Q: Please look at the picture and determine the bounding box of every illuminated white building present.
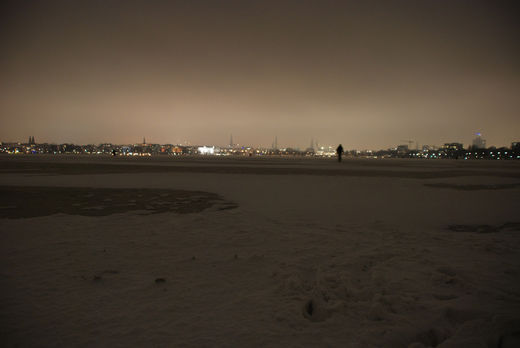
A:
[198,146,215,155]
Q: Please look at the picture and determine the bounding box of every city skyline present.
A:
[0,131,508,151]
[1,1,519,149]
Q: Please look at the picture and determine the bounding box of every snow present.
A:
[1,157,519,347]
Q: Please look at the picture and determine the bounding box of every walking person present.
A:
[336,144,344,162]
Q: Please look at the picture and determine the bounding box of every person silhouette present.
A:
[336,144,344,162]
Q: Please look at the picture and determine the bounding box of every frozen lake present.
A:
[1,155,519,347]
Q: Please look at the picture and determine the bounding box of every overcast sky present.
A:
[1,0,518,149]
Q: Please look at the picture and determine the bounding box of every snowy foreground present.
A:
[1,156,519,347]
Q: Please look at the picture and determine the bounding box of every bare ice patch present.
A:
[0,186,237,219]
[448,222,520,233]
[425,182,520,191]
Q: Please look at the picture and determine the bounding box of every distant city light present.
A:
[198,146,215,155]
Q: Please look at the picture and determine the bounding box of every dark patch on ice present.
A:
[87,270,120,282]
[302,297,329,322]
[425,182,520,191]
[502,222,520,231]
[499,331,520,348]
[414,327,451,347]
[218,202,239,211]
[433,294,458,301]
[436,266,457,277]
[447,222,520,233]
[155,278,166,283]
[304,299,314,317]
[0,186,237,219]
[449,224,499,233]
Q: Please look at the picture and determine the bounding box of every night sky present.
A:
[1,0,518,149]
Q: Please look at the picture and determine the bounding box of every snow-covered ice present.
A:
[1,156,519,347]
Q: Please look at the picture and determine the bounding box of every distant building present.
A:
[512,142,520,151]
[442,143,464,151]
[472,133,486,149]
[422,145,436,151]
[397,144,409,154]
[305,138,315,154]
[171,146,183,155]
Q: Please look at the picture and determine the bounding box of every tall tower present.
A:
[310,138,314,150]
[143,137,146,145]
[274,136,278,150]
[472,132,486,149]
[230,134,233,148]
